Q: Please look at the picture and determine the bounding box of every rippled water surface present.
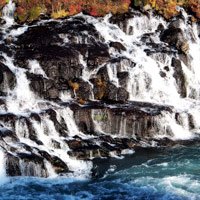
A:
[1,145,200,200]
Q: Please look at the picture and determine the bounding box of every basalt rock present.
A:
[0,62,16,92]
[6,153,21,176]
[87,44,110,70]
[109,11,138,34]
[171,57,187,98]
[160,25,189,54]
[109,41,127,52]
[67,136,125,160]
[68,78,92,101]
[70,101,173,138]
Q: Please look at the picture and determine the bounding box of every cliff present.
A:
[1,0,200,177]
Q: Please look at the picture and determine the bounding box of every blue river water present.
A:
[0,145,200,200]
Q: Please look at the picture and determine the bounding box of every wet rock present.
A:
[68,78,92,101]
[67,138,102,160]
[87,44,110,69]
[51,139,61,149]
[17,152,48,177]
[51,156,69,174]
[110,42,126,52]
[67,134,138,160]
[141,33,154,43]
[109,11,137,34]
[171,57,187,98]
[38,150,69,174]
[156,23,165,32]
[97,66,110,81]
[164,66,170,72]
[5,36,13,45]
[30,113,41,122]
[104,82,118,101]
[6,154,21,176]
[71,101,172,139]
[160,26,189,54]
[160,71,166,78]
[67,139,83,150]
[103,82,129,102]
[0,18,6,26]
[117,72,129,88]
[47,88,60,100]
[16,117,36,142]
[117,87,129,102]
[16,25,63,49]
[0,127,18,143]
[0,62,16,91]
[74,109,95,134]
[0,113,17,127]
[45,109,68,137]
[26,73,46,98]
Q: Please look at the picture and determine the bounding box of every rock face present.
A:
[0,61,16,93]
[14,17,129,102]
[0,3,200,178]
[160,21,189,54]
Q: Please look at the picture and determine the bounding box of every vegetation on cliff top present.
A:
[134,0,200,19]
[15,0,131,22]
[1,0,200,22]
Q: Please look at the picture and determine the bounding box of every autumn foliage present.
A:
[0,0,6,11]
[133,0,200,19]
[1,0,200,22]
[14,0,131,22]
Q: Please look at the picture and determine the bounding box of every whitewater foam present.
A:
[0,150,8,185]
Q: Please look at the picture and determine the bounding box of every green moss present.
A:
[28,5,45,21]
[93,113,108,121]
[17,14,27,22]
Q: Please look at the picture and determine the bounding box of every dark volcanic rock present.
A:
[68,78,92,101]
[87,44,110,70]
[38,150,69,174]
[0,62,16,91]
[110,41,126,52]
[171,57,187,98]
[117,72,129,88]
[6,154,21,176]
[70,101,173,139]
[160,24,189,54]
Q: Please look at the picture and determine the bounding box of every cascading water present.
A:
[0,150,7,185]
[2,0,15,27]
[0,0,200,181]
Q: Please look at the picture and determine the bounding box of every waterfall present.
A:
[2,0,15,27]
[1,2,200,178]
[0,150,8,185]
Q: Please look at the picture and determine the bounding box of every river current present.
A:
[1,1,200,199]
[0,145,200,200]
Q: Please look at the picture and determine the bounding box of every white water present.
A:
[3,55,39,114]
[28,60,48,78]
[1,2,200,178]
[0,150,8,185]
[2,0,15,27]
[81,11,200,140]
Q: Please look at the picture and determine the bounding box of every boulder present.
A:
[160,26,189,54]
[109,42,127,52]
